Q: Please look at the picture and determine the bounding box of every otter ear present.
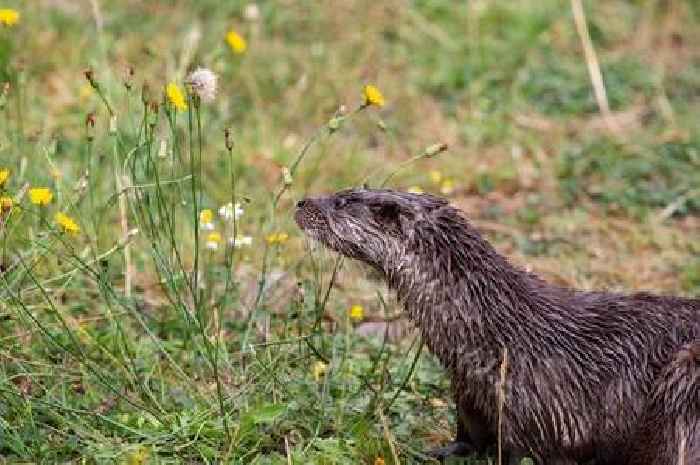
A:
[371,203,413,235]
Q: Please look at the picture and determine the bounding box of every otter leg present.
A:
[500,448,539,465]
[425,412,477,461]
[458,409,535,465]
[425,384,534,464]
[426,410,536,464]
[460,408,492,451]
[426,404,495,461]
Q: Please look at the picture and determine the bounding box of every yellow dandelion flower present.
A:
[429,170,442,184]
[199,209,214,230]
[348,304,364,322]
[205,231,222,250]
[225,30,247,54]
[0,9,19,27]
[374,458,386,465]
[265,233,289,245]
[0,168,9,186]
[200,209,213,223]
[312,361,327,382]
[363,84,385,107]
[0,195,13,213]
[125,446,150,465]
[440,179,455,195]
[266,232,289,245]
[407,186,424,194]
[166,82,187,111]
[55,212,80,235]
[76,321,91,344]
[29,187,53,206]
[79,83,93,102]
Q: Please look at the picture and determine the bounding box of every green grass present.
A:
[0,1,699,464]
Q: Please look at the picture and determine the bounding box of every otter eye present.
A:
[333,197,348,209]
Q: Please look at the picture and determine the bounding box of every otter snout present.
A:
[294,197,329,233]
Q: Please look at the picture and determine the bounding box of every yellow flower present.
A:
[200,209,213,223]
[348,304,364,322]
[125,446,150,465]
[374,459,386,465]
[76,321,91,344]
[166,82,187,111]
[0,9,19,27]
[29,187,53,206]
[205,231,222,250]
[440,179,455,195]
[429,170,442,184]
[199,209,214,230]
[0,168,9,186]
[266,232,289,245]
[363,84,385,107]
[55,212,80,235]
[225,30,247,54]
[79,83,93,102]
[407,186,424,194]
[0,195,12,213]
[312,361,327,382]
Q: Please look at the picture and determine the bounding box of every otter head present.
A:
[294,188,448,273]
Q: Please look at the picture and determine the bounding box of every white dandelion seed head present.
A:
[229,235,252,248]
[218,202,244,221]
[186,67,218,103]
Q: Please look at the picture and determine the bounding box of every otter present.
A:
[294,188,699,465]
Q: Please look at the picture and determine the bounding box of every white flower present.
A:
[244,3,260,21]
[158,139,168,159]
[218,202,244,221]
[186,67,218,103]
[228,235,252,248]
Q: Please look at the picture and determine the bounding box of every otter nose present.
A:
[296,199,307,209]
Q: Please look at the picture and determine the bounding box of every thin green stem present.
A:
[188,94,200,314]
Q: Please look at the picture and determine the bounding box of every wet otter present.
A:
[295,188,699,465]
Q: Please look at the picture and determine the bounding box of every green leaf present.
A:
[246,403,286,424]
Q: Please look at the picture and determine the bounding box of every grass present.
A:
[0,0,698,464]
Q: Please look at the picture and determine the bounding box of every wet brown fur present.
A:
[295,188,699,465]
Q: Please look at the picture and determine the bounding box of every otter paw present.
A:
[425,441,474,462]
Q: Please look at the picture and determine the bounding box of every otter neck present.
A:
[384,218,559,358]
